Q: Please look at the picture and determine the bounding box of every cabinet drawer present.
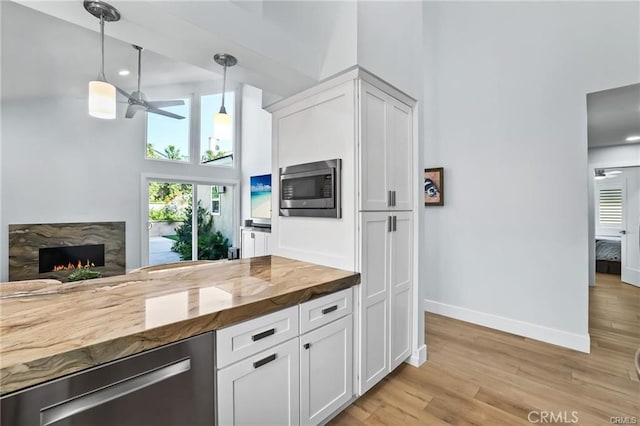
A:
[217,305,299,368]
[299,288,353,334]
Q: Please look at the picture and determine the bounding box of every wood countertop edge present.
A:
[0,274,360,396]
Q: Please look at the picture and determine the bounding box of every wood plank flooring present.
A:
[331,273,640,425]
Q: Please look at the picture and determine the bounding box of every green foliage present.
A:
[146,143,186,161]
[172,201,229,261]
[67,269,102,282]
[201,150,228,163]
[149,182,192,203]
[147,143,159,159]
[149,205,185,222]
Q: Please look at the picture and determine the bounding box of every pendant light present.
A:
[84,0,121,119]
[213,53,237,140]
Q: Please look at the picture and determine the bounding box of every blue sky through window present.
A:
[146,100,191,161]
[201,92,234,164]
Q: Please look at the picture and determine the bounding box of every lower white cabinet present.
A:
[300,315,353,425]
[216,288,355,426]
[241,229,272,259]
[217,338,300,426]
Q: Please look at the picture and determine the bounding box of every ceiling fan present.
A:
[116,45,185,120]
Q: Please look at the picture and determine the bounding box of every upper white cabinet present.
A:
[359,81,413,211]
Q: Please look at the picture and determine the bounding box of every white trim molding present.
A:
[407,344,427,367]
[424,299,591,353]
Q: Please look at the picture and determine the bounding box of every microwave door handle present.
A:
[281,168,333,180]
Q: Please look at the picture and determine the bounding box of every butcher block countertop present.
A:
[0,256,360,395]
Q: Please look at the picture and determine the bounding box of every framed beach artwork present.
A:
[424,167,444,206]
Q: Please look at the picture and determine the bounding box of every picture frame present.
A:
[424,167,444,206]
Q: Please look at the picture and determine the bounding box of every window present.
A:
[211,186,221,215]
[598,188,622,224]
[200,92,235,167]
[146,99,191,162]
[596,179,623,237]
[147,180,234,266]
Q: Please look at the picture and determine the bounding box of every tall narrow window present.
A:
[201,92,235,167]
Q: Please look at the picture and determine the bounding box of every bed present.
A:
[596,238,621,274]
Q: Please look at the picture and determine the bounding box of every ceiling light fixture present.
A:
[118,69,130,76]
[213,53,237,140]
[84,0,120,119]
[625,135,640,142]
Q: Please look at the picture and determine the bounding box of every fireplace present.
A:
[8,222,125,282]
[39,244,106,273]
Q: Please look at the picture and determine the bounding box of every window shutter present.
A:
[599,188,622,224]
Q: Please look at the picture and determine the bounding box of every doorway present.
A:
[593,166,640,287]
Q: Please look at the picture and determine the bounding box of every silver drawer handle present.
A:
[40,358,191,426]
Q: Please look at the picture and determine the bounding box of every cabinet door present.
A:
[388,99,413,211]
[359,81,390,211]
[241,230,255,259]
[264,232,272,255]
[217,338,300,426]
[358,212,390,394]
[300,315,353,425]
[254,232,267,257]
[389,212,413,370]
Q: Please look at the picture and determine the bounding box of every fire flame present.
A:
[52,259,96,272]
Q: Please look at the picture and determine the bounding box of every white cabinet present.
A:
[359,81,413,212]
[359,211,412,394]
[217,289,355,426]
[217,338,300,426]
[241,229,271,259]
[300,315,353,425]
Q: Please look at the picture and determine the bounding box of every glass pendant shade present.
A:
[214,110,232,140]
[88,80,117,119]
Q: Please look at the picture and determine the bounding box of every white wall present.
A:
[0,89,242,281]
[422,1,639,351]
[587,144,640,284]
[240,85,272,224]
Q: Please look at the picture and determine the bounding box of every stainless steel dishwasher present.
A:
[1,332,215,426]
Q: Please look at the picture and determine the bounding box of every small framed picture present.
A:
[424,167,444,206]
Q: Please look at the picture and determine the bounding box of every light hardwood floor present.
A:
[331,273,640,425]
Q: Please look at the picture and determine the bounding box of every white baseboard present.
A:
[407,344,427,367]
[424,299,590,353]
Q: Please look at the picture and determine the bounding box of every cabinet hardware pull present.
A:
[40,358,191,426]
[388,190,392,207]
[392,215,397,232]
[322,305,338,315]
[303,343,311,350]
[388,216,393,232]
[392,191,396,207]
[253,353,277,369]
[251,328,276,341]
[251,232,255,238]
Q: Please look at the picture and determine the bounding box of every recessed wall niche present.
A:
[8,222,125,282]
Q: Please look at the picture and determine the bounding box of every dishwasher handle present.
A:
[40,358,191,426]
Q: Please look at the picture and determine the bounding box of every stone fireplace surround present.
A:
[8,222,125,282]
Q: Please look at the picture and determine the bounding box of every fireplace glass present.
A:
[39,244,106,273]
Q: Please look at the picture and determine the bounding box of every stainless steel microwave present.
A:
[279,159,341,218]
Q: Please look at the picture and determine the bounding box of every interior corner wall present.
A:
[356,1,424,99]
[240,85,272,224]
[422,1,639,351]
[587,144,640,285]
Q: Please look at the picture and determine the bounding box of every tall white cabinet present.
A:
[268,67,418,404]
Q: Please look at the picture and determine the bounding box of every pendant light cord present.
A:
[220,63,227,113]
[99,13,106,81]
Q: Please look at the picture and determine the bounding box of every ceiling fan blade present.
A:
[114,85,132,100]
[146,100,185,108]
[147,107,185,120]
[125,104,138,119]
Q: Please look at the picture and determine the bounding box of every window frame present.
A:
[144,94,194,164]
